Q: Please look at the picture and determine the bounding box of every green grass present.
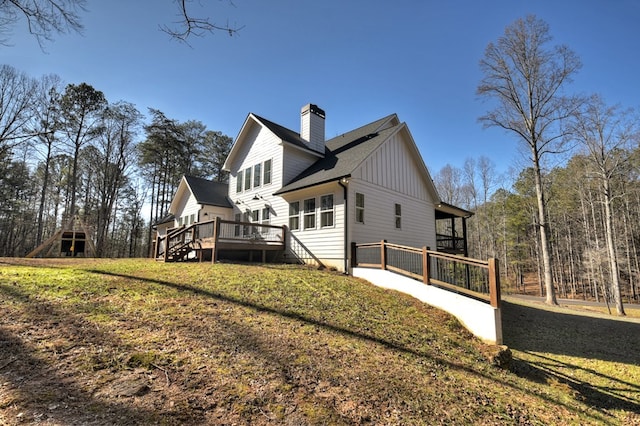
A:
[0,258,639,425]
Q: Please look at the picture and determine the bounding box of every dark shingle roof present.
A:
[275,114,398,194]
[252,114,324,155]
[184,176,233,208]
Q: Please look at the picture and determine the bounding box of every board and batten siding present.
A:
[349,132,437,250]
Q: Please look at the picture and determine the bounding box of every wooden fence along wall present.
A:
[352,241,501,308]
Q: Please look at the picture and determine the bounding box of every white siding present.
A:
[278,182,346,271]
[349,132,437,250]
[174,191,200,225]
[349,180,436,250]
[353,132,430,201]
[282,147,319,186]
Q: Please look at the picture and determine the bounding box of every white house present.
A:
[157,104,471,270]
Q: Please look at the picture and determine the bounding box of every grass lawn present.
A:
[1,258,638,425]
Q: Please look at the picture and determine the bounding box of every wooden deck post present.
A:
[422,246,430,285]
[489,258,501,308]
[380,240,387,270]
[211,218,219,264]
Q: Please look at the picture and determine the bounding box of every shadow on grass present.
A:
[85,268,621,423]
[0,283,171,425]
[502,300,640,415]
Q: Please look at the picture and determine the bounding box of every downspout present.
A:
[338,177,349,274]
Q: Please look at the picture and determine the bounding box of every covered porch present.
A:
[435,202,473,256]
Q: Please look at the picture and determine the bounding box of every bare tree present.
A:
[477,15,582,305]
[0,64,38,154]
[569,95,639,315]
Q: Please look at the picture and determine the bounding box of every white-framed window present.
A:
[355,192,365,224]
[244,167,252,191]
[395,203,401,229]
[236,170,243,193]
[253,163,262,188]
[250,209,259,234]
[320,194,334,228]
[263,159,272,185]
[303,198,316,229]
[289,202,300,230]
[234,213,241,236]
[242,212,250,236]
[261,207,270,225]
[190,214,195,225]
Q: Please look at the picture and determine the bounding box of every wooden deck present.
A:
[155,219,286,262]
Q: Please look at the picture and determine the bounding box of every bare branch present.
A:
[160,0,244,43]
[1,0,86,50]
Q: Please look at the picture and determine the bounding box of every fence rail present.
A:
[352,241,500,308]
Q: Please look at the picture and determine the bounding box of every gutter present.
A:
[338,177,349,274]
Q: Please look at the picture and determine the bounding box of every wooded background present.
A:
[2,13,639,315]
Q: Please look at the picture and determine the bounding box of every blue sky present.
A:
[5,0,639,183]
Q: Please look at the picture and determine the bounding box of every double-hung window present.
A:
[244,167,252,191]
[234,213,241,236]
[355,193,365,224]
[263,159,272,185]
[395,203,402,229]
[289,202,300,231]
[236,170,243,193]
[320,194,334,227]
[253,163,262,188]
[303,198,316,229]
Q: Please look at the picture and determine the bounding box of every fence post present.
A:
[380,240,387,270]
[422,246,430,285]
[489,258,501,308]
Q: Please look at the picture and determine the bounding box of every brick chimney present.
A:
[300,104,325,153]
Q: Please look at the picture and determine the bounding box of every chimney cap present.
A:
[302,104,325,119]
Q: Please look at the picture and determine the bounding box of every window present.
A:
[289,202,300,230]
[355,193,365,223]
[261,207,270,225]
[242,212,250,236]
[263,159,272,185]
[236,170,243,193]
[234,213,241,236]
[254,163,262,188]
[395,203,402,229]
[304,198,316,229]
[190,214,195,225]
[320,194,334,227]
[244,167,252,191]
[250,209,259,234]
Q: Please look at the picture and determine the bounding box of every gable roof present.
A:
[275,114,434,195]
[223,112,323,171]
[169,175,233,213]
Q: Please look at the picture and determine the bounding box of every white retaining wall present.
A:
[352,267,503,344]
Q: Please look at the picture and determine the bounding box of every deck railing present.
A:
[352,241,500,308]
[155,218,285,261]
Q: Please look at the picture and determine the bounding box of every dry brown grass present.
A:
[0,258,638,425]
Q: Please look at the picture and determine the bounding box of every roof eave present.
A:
[274,174,351,196]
